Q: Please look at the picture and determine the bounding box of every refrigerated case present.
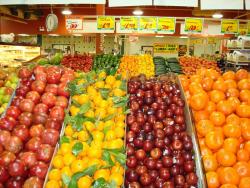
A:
[0,43,41,67]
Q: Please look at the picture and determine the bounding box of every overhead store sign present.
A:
[120,17,139,31]
[154,43,178,54]
[97,16,115,31]
[0,0,105,4]
[239,24,248,35]
[184,18,203,33]
[154,0,198,7]
[246,0,250,9]
[65,15,84,31]
[139,17,157,31]
[157,17,176,33]
[221,19,239,34]
[109,0,152,7]
[200,0,243,10]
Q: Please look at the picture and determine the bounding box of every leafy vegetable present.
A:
[60,136,70,145]
[72,142,83,156]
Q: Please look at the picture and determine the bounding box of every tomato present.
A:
[8,160,26,177]
[26,91,40,104]
[42,129,59,146]
[31,80,46,94]
[18,68,32,79]
[19,99,35,113]
[41,92,56,108]
[4,136,23,154]
[45,84,58,95]
[29,161,48,179]
[12,125,29,142]
[19,152,37,168]
[0,151,16,166]
[23,177,42,188]
[25,137,42,152]
[32,113,48,125]
[55,96,68,108]
[36,144,53,162]
[29,124,45,138]
[0,166,9,183]
[18,112,33,127]
[57,82,69,98]
[49,106,65,121]
[6,106,21,120]
[33,103,49,114]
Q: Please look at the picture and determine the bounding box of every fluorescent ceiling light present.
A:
[73,34,83,36]
[212,13,223,19]
[48,34,60,36]
[133,9,143,16]
[18,34,30,36]
[156,35,164,38]
[62,9,72,15]
[180,36,188,39]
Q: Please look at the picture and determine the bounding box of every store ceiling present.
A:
[1,4,250,21]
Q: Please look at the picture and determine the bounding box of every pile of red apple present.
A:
[0,65,74,188]
[125,76,198,188]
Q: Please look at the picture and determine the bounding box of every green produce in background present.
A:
[93,54,122,75]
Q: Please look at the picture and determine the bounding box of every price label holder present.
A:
[97,16,115,30]
[157,17,176,34]
[184,18,203,33]
[120,16,139,31]
[221,19,239,34]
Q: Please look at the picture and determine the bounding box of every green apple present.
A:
[10,83,17,89]
[4,81,11,87]
[2,95,10,103]
[0,107,4,114]
[2,103,8,108]
[10,76,19,84]
[0,88,4,95]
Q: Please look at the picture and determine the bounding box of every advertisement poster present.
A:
[154,43,178,53]
[65,15,84,31]
[139,17,157,31]
[97,16,115,30]
[157,17,176,33]
[221,19,239,34]
[120,16,139,30]
[184,18,203,33]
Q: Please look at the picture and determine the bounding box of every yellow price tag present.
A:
[221,19,239,34]
[157,17,176,33]
[154,43,178,54]
[97,16,115,30]
[139,17,157,31]
[120,16,138,30]
[239,24,247,35]
[184,18,203,33]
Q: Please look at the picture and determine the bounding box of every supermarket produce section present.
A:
[0,54,250,188]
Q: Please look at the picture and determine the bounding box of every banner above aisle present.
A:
[200,0,244,10]
[0,0,105,5]
[108,0,152,7]
[154,0,198,7]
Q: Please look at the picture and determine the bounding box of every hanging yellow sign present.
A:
[239,24,248,35]
[184,18,203,33]
[139,17,157,31]
[120,16,138,30]
[221,19,239,34]
[157,17,176,33]
[247,21,250,35]
[154,43,178,54]
[97,16,115,30]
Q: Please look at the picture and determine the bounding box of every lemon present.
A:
[104,120,114,128]
[78,94,89,105]
[52,155,64,169]
[106,75,116,86]
[84,121,95,132]
[98,71,107,79]
[116,121,125,128]
[113,80,122,88]
[100,100,108,108]
[70,106,80,116]
[48,169,61,181]
[95,108,106,119]
[61,166,72,177]
[77,131,89,142]
[63,153,76,166]
[46,180,60,188]
[113,88,124,97]
[88,147,102,158]
[114,127,125,138]
[105,130,116,141]
[72,95,79,102]
[96,121,104,131]
[94,169,110,181]
[85,110,95,118]
[104,84,112,89]
[107,107,116,115]
[71,160,86,173]
[95,81,105,88]
[60,143,71,155]
[78,176,92,188]
[90,140,103,149]
[78,143,90,157]
[111,165,124,175]
[92,130,104,141]
[109,173,123,186]
[65,125,74,137]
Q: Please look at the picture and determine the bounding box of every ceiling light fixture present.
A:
[48,34,60,36]
[180,36,188,39]
[212,13,223,19]
[18,34,30,36]
[156,35,164,38]
[62,8,72,15]
[133,9,143,16]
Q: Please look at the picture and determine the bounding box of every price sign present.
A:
[221,19,239,34]
[154,43,178,54]
[97,16,115,30]
[239,24,248,35]
[139,17,157,31]
[184,18,203,33]
[120,16,139,30]
[157,17,176,33]
[65,15,84,31]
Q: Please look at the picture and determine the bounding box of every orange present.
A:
[223,123,241,138]
[196,120,214,137]
[223,138,240,154]
[190,75,202,83]
[220,184,237,188]
[213,80,227,92]
[205,101,217,114]
[239,90,250,102]
[237,149,250,162]
[238,79,250,90]
[217,149,236,167]
[201,146,213,156]
[77,176,92,188]
[94,169,110,181]
[224,79,237,89]
[210,111,226,127]
[189,82,203,95]
[223,71,236,80]
[226,88,240,98]
[193,110,210,122]
[218,167,240,185]
[239,177,250,188]
[202,77,214,91]
[244,141,250,153]
[205,131,224,150]
[190,92,208,111]
[206,69,220,80]
[233,161,250,177]
[240,118,250,141]
[236,69,249,81]
[217,100,234,116]
[210,90,226,104]
[226,114,240,126]
[236,104,250,118]
[199,138,206,147]
[203,155,218,172]
[206,171,220,188]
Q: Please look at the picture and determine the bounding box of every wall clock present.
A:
[46,14,58,32]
